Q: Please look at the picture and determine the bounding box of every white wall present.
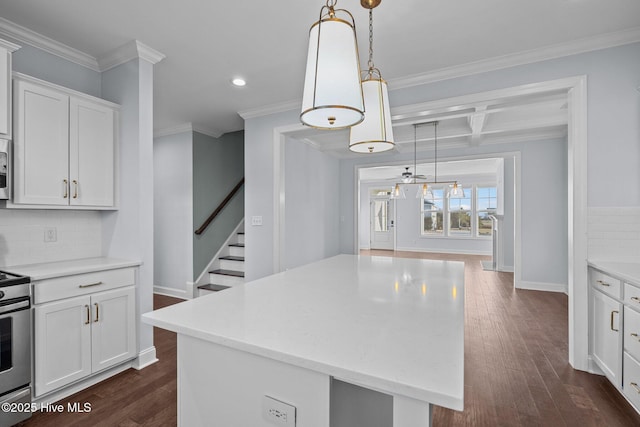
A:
[153,131,193,295]
[284,138,340,270]
[588,207,640,262]
[0,210,101,267]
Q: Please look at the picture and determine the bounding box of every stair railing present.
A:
[194,177,244,235]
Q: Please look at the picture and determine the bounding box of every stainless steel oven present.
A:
[0,272,31,426]
[0,139,9,200]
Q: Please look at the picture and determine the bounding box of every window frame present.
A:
[420,183,497,239]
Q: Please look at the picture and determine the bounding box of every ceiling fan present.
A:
[399,166,427,183]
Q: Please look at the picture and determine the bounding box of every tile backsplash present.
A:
[588,207,640,262]
[0,210,102,267]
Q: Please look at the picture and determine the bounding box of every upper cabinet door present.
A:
[69,98,115,207]
[14,79,70,205]
[0,44,10,138]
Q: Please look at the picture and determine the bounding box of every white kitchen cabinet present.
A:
[33,267,136,397]
[591,288,622,386]
[589,263,640,415]
[91,287,136,372]
[11,73,118,209]
[34,294,92,396]
[0,39,19,139]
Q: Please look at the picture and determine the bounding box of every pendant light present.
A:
[390,121,463,200]
[349,0,394,153]
[301,0,364,130]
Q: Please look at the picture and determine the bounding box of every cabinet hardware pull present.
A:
[631,333,640,342]
[94,303,99,323]
[63,179,68,198]
[611,310,619,332]
[79,281,103,289]
[72,180,78,199]
[631,382,640,394]
[84,305,90,325]
[632,297,640,303]
[596,280,610,287]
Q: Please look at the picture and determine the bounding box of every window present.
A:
[448,186,472,236]
[421,184,497,238]
[477,187,497,237]
[422,188,444,235]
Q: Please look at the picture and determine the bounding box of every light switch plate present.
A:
[262,395,296,426]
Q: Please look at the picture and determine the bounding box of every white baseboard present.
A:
[587,356,605,376]
[153,285,189,299]
[132,346,158,370]
[498,264,514,273]
[33,361,133,406]
[395,246,492,256]
[186,281,196,299]
[516,280,568,294]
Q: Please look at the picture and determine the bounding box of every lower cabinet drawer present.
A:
[623,352,640,411]
[624,307,640,361]
[33,268,135,304]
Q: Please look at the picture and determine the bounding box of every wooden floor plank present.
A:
[19,254,640,426]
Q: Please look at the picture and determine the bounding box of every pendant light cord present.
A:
[434,121,438,182]
[368,9,374,73]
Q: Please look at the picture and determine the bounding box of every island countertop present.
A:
[143,254,465,411]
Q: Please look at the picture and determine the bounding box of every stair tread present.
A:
[219,256,245,262]
[237,232,245,235]
[197,284,230,292]
[229,243,245,247]
[209,269,245,278]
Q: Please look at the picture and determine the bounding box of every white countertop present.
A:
[588,260,640,285]
[143,254,465,411]
[3,257,141,280]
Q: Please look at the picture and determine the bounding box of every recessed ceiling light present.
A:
[232,78,246,87]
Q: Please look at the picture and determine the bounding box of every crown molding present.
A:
[97,40,165,72]
[0,16,100,71]
[238,100,300,120]
[192,124,223,139]
[0,38,20,52]
[154,123,223,139]
[388,26,640,90]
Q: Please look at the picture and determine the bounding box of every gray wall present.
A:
[153,131,193,292]
[193,130,244,279]
[10,37,101,97]
[244,42,639,283]
[284,137,340,270]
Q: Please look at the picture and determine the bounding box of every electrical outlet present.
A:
[262,395,296,426]
[251,216,263,226]
[44,227,57,243]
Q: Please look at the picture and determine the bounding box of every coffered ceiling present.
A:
[0,0,638,138]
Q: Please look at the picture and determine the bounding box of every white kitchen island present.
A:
[143,254,464,427]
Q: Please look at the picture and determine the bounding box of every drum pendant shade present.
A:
[349,77,394,153]
[300,16,364,130]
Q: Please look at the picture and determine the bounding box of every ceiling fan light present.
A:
[300,3,364,130]
[349,77,394,153]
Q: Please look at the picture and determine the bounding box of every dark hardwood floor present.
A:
[20,252,640,426]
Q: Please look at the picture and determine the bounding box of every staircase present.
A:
[197,231,245,296]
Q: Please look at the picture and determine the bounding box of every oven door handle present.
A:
[0,300,30,315]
